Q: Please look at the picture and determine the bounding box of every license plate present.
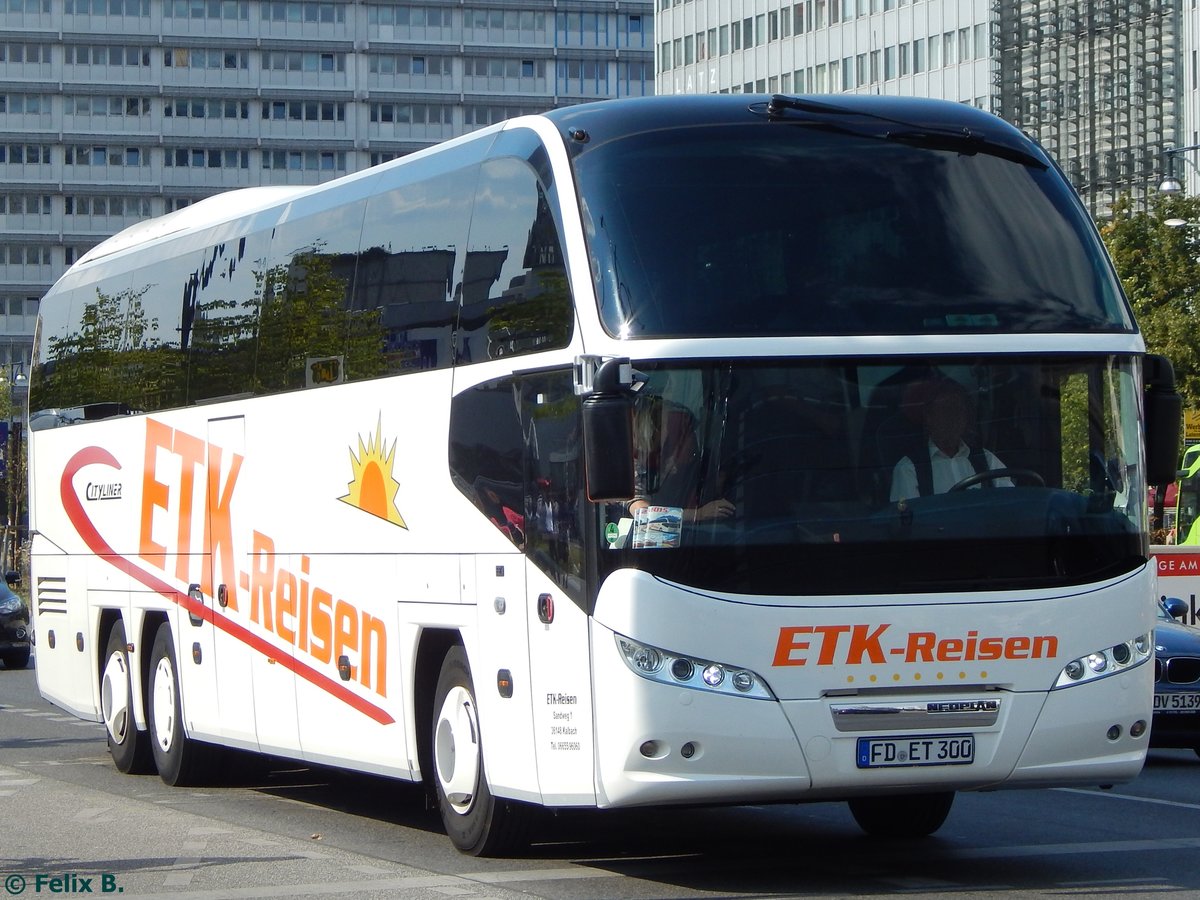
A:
[1154,692,1200,712]
[856,734,975,768]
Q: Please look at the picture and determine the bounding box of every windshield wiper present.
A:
[884,129,1047,170]
[760,95,1047,170]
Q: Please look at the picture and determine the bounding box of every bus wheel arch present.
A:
[427,641,532,856]
[98,614,152,774]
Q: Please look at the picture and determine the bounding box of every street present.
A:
[3,659,1200,899]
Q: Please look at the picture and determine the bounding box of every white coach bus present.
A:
[27,95,1181,855]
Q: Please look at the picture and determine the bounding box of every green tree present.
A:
[1099,193,1200,405]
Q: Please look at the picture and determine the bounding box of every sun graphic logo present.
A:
[339,418,407,528]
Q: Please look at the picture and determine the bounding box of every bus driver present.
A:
[890,378,1013,501]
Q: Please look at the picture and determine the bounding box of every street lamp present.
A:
[1159,143,1200,195]
[0,365,28,575]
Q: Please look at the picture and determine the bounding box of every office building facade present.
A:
[654,0,1181,216]
[0,0,655,375]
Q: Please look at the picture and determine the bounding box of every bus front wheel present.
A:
[431,645,531,856]
[100,621,152,774]
[147,623,214,786]
[848,791,955,837]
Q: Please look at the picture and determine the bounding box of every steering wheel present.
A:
[948,467,1045,492]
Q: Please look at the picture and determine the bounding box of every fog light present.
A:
[670,657,695,681]
[1106,724,1122,741]
[639,740,663,758]
[1087,652,1109,673]
[1130,719,1147,738]
[618,638,663,674]
[680,741,696,759]
[702,664,724,687]
[732,671,754,692]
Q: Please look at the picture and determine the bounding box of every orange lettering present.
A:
[139,419,173,566]
[812,625,850,665]
[310,588,333,663]
[275,567,297,645]
[249,531,275,631]
[202,443,243,610]
[1005,636,1031,658]
[333,599,358,674]
[172,429,204,584]
[360,613,386,696]
[772,626,812,666]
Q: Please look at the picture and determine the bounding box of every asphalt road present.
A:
[4,658,1200,899]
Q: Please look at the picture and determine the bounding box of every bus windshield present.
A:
[598,357,1145,596]
[575,123,1132,338]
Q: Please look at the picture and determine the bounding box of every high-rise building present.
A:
[0,0,655,373]
[654,0,1180,216]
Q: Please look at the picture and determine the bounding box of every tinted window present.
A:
[356,165,474,375]
[31,261,187,417]
[597,357,1144,595]
[185,227,272,403]
[449,375,526,548]
[458,156,572,363]
[449,370,587,603]
[576,124,1132,338]
[256,197,378,393]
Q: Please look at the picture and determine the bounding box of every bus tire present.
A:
[847,791,955,838]
[2,647,30,669]
[431,645,531,856]
[100,622,152,774]
[147,623,213,787]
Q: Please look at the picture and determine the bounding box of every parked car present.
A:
[0,580,29,670]
[1152,596,1200,756]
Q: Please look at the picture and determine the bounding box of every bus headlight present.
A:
[615,634,774,700]
[1053,633,1151,689]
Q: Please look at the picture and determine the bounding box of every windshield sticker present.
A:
[631,505,683,549]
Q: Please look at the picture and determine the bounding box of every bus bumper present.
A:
[592,626,1150,807]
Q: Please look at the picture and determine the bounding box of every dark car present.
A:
[1152,596,1200,756]
[0,581,29,670]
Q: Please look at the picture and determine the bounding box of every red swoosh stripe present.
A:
[61,445,395,726]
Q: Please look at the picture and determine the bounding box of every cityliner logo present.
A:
[59,418,401,725]
[85,482,122,501]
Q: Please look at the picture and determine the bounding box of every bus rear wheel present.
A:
[431,645,531,856]
[100,622,152,774]
[147,623,214,786]
[848,791,955,837]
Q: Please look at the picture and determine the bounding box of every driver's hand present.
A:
[695,499,736,521]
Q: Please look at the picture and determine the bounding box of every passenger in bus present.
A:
[889,378,1013,501]
[627,404,736,525]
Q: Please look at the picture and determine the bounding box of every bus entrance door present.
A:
[204,416,258,748]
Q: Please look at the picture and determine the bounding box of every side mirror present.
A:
[581,358,636,502]
[1164,595,1189,620]
[1145,354,1183,487]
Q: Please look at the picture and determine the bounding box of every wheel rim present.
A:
[100,651,131,743]
[434,685,480,815]
[151,656,177,753]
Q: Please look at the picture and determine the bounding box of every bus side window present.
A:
[459,156,572,364]
[354,167,474,376]
[520,371,584,604]
[448,376,526,548]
